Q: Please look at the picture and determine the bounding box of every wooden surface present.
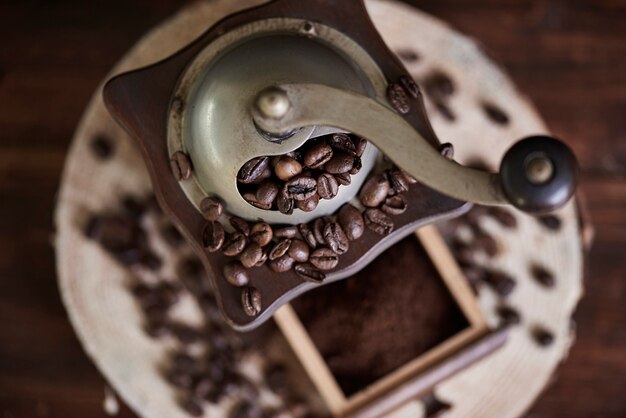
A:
[0,1,624,417]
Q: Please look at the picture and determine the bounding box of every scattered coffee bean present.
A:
[288,239,310,262]
[338,204,365,241]
[324,152,355,174]
[286,176,317,201]
[309,248,339,271]
[484,271,516,297]
[222,233,247,257]
[264,363,289,396]
[349,156,362,175]
[202,221,225,253]
[352,135,367,157]
[295,263,326,283]
[193,376,214,399]
[200,196,224,221]
[276,189,295,215]
[423,71,455,98]
[364,208,394,235]
[496,305,521,326]
[439,143,455,160]
[170,151,193,181]
[312,217,328,245]
[434,100,456,121]
[474,229,500,257]
[329,133,356,154]
[298,223,317,249]
[171,323,204,345]
[537,215,562,231]
[224,262,249,287]
[387,168,411,194]
[269,254,295,273]
[274,226,298,239]
[238,156,270,184]
[482,102,510,125]
[179,397,203,417]
[90,134,114,160]
[317,173,339,200]
[120,195,146,220]
[243,192,270,210]
[532,326,555,347]
[255,247,269,267]
[359,174,391,207]
[269,239,292,261]
[530,264,556,288]
[399,75,419,99]
[396,49,420,62]
[229,216,250,237]
[382,195,408,215]
[229,400,262,418]
[167,369,194,389]
[241,287,262,317]
[256,181,279,208]
[274,156,302,181]
[296,193,319,212]
[250,223,273,247]
[303,143,333,169]
[323,222,350,255]
[160,223,185,248]
[334,172,352,186]
[487,207,517,229]
[240,243,263,269]
[387,82,411,114]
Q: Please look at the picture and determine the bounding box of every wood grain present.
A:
[0,1,624,418]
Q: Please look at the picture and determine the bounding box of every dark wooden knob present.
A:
[499,136,578,213]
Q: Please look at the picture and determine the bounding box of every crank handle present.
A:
[251,84,578,214]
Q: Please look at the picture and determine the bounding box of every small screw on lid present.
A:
[255,87,291,120]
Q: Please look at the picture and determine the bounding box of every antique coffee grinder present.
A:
[103,0,577,337]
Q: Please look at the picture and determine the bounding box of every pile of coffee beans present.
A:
[83,192,328,417]
[236,133,367,213]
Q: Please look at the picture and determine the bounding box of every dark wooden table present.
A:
[0,1,624,417]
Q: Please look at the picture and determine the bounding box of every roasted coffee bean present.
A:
[487,207,517,229]
[286,176,317,201]
[275,226,298,239]
[167,368,194,389]
[532,326,555,347]
[177,256,206,293]
[387,168,411,194]
[230,400,262,418]
[309,248,339,271]
[537,215,562,231]
[288,239,310,262]
[474,231,500,257]
[90,134,114,160]
[482,102,510,125]
[298,223,317,249]
[222,233,247,257]
[497,305,521,326]
[240,243,263,269]
[144,317,168,339]
[85,215,142,254]
[295,263,326,283]
[170,151,192,181]
[269,239,292,261]
[399,75,420,99]
[227,217,248,237]
[351,136,367,157]
[484,271,516,296]
[179,397,203,417]
[241,287,262,317]
[439,142,455,160]
[141,251,162,271]
[202,221,225,252]
[323,222,350,255]
[274,156,302,181]
[238,156,270,184]
[250,223,273,247]
[364,208,394,235]
[312,217,328,245]
[329,133,356,154]
[256,181,280,208]
[359,174,391,208]
[224,262,249,287]
[400,168,418,184]
[160,223,184,248]
[324,152,355,174]
[296,193,319,212]
[121,195,146,220]
[338,204,365,241]
[303,143,333,169]
[317,173,339,200]
[530,264,556,288]
[243,192,271,210]
[335,172,352,186]
[171,352,197,372]
[276,189,295,215]
[269,254,294,273]
[264,363,289,396]
[255,247,269,267]
[200,196,224,221]
[171,323,203,345]
[382,195,408,215]
[349,156,362,175]
[193,377,214,399]
[387,82,410,114]
[424,71,455,98]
